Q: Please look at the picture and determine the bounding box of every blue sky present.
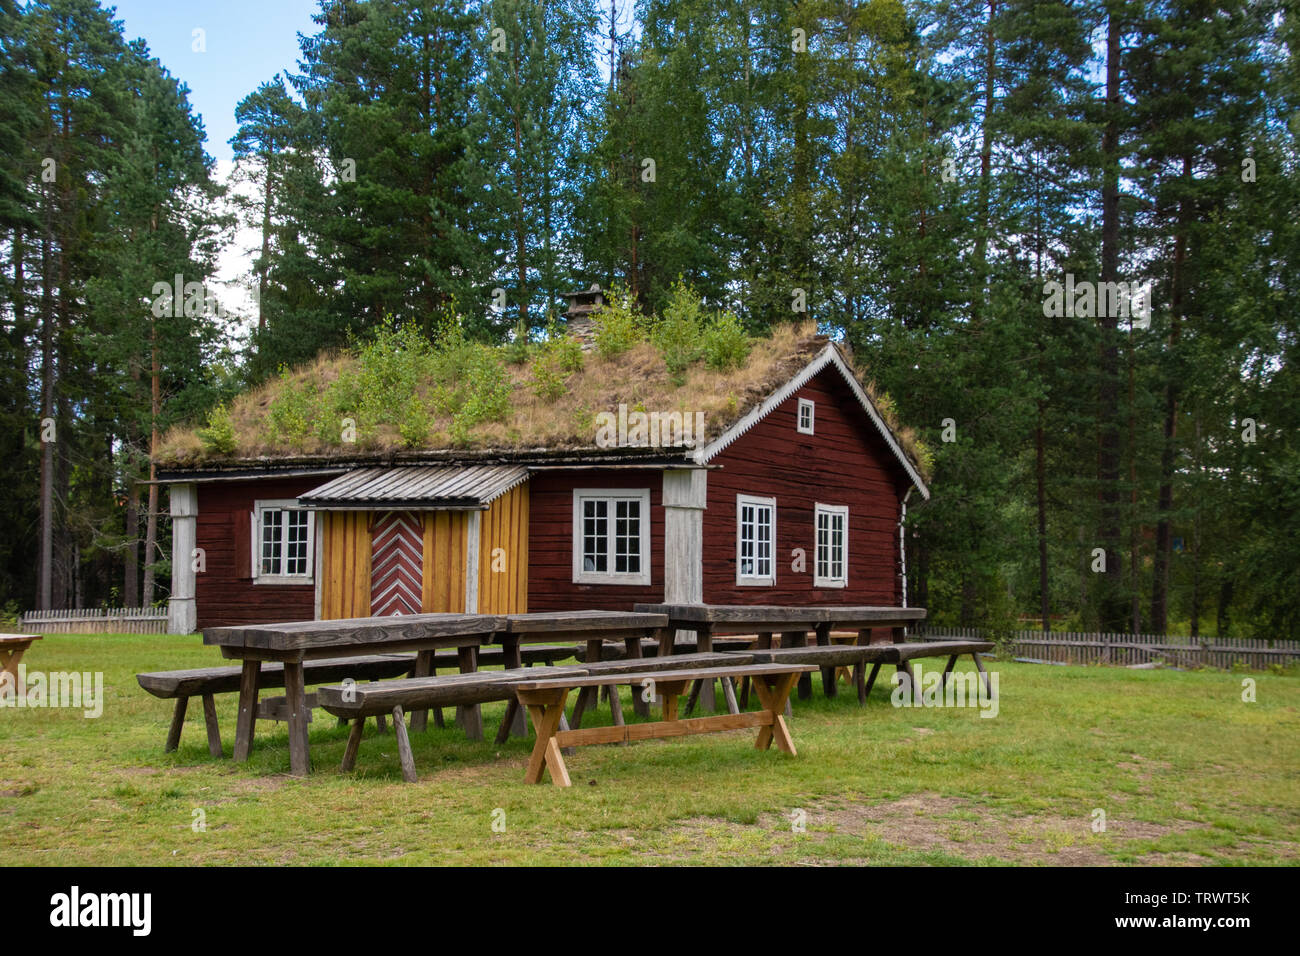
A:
[106,0,320,163]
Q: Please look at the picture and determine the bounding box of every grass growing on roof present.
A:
[158,286,930,473]
[2,633,1297,866]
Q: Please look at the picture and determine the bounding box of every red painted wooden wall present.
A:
[195,477,319,629]
[526,469,665,611]
[703,367,909,606]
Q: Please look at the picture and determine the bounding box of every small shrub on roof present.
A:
[196,402,238,456]
[702,308,750,371]
[263,321,513,451]
[593,283,646,358]
[530,321,584,401]
[651,280,706,383]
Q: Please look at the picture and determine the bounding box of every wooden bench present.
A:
[136,644,575,756]
[512,663,816,787]
[136,654,418,755]
[317,665,590,781]
[740,640,995,701]
[887,641,995,696]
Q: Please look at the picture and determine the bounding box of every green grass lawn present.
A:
[2,633,1297,866]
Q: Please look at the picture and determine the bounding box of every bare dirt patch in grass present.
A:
[641,792,1209,865]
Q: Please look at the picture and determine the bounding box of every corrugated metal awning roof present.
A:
[298,465,529,510]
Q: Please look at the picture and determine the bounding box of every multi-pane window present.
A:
[254,501,313,582]
[815,504,848,587]
[797,398,815,435]
[736,495,776,585]
[573,490,650,584]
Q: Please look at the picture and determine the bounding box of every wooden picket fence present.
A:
[18,607,169,635]
[916,624,1300,671]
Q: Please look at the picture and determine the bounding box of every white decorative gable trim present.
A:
[693,343,930,500]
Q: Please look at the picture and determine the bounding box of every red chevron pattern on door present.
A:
[370,511,424,616]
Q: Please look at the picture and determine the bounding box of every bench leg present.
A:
[752,673,799,755]
[457,646,483,741]
[409,649,434,733]
[557,712,575,756]
[201,693,223,757]
[284,660,310,777]
[341,717,366,772]
[854,661,866,704]
[780,631,813,700]
[625,637,649,718]
[739,676,751,709]
[662,691,679,722]
[608,683,625,730]
[973,653,992,696]
[864,662,882,699]
[373,680,387,734]
[940,654,958,691]
[233,661,260,762]
[523,692,571,786]
[165,696,188,753]
[504,639,526,737]
[683,677,704,717]
[393,705,417,783]
[495,697,520,745]
[570,684,591,729]
[816,624,837,698]
[721,676,740,715]
[697,624,715,711]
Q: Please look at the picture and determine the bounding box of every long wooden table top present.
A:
[203,613,506,652]
[500,610,669,634]
[633,604,926,629]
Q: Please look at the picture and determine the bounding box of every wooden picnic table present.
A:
[0,633,41,698]
[512,662,816,786]
[203,613,505,775]
[633,604,927,707]
[494,611,671,733]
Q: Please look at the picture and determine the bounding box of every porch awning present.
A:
[298,465,529,511]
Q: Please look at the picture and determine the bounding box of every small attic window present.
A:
[797,398,815,435]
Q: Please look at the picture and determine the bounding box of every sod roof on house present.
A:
[155,321,931,483]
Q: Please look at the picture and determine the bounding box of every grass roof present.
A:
[156,318,932,481]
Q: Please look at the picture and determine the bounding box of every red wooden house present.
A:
[156,339,929,632]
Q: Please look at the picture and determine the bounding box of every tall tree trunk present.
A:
[1097,4,1125,631]
[258,149,273,332]
[1128,310,1141,634]
[1190,414,1202,638]
[1150,155,1191,634]
[38,225,54,611]
[512,51,528,330]
[971,0,997,326]
[142,315,160,608]
[125,477,140,606]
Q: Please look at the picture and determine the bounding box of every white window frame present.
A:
[736,494,777,586]
[571,489,652,586]
[797,398,815,435]
[252,499,315,585]
[814,503,849,588]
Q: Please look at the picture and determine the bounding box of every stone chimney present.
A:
[560,283,604,350]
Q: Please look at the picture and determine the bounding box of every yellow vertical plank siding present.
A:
[319,480,528,619]
[320,511,371,620]
[422,511,468,612]
[477,483,529,614]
